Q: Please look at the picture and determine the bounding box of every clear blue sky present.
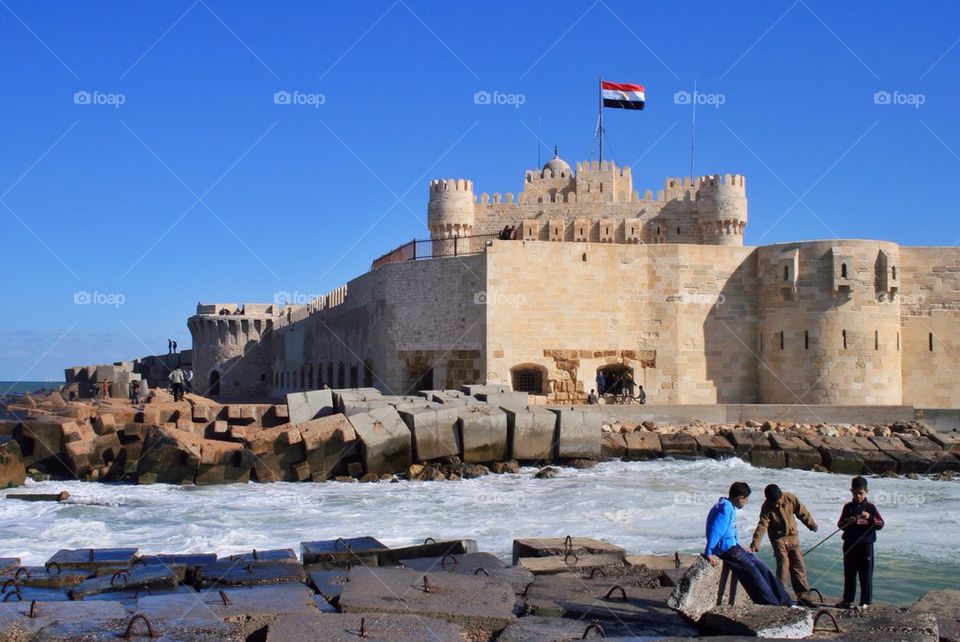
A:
[2,1,958,381]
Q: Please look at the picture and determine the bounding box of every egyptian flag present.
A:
[602,80,645,110]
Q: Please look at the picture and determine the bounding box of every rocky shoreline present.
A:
[0,535,954,640]
[0,386,959,487]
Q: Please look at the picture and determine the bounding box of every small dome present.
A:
[542,146,571,177]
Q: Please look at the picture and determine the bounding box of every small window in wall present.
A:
[841,263,848,278]
[780,331,784,350]
[349,365,358,388]
[804,330,809,350]
[897,332,900,351]
[337,363,345,388]
[842,330,847,349]
[929,333,934,352]
[760,332,764,352]
[892,266,897,280]
[676,226,681,235]
[784,266,789,282]
[875,330,879,351]
[327,364,334,386]
[512,368,544,394]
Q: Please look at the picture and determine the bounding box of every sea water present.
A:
[0,457,956,605]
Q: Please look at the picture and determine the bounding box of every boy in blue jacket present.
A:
[704,481,794,606]
[836,476,884,609]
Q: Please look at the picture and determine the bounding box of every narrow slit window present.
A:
[875,330,879,350]
[897,332,900,351]
[780,331,784,350]
[760,332,764,352]
[842,330,847,349]
[841,263,848,278]
[784,266,789,282]
[930,333,934,352]
[804,330,809,350]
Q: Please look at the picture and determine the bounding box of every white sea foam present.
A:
[1,458,956,603]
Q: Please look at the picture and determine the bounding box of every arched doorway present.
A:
[596,365,634,396]
[209,370,221,396]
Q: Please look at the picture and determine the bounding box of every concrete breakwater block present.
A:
[286,389,334,424]
[309,569,351,604]
[194,560,305,588]
[805,435,866,474]
[461,384,511,396]
[332,388,382,412]
[376,539,476,566]
[829,604,940,642]
[504,407,558,462]
[667,555,748,621]
[700,604,813,638]
[338,566,517,633]
[912,589,960,642]
[138,553,217,567]
[518,554,626,576]
[68,564,180,599]
[37,616,245,641]
[476,391,529,411]
[196,439,253,485]
[695,434,736,459]
[769,433,822,469]
[347,406,411,475]
[302,536,388,568]
[658,432,698,459]
[522,572,696,637]
[397,406,461,462]
[513,537,625,565]
[297,414,358,480]
[47,548,138,571]
[498,616,618,642]
[224,548,298,563]
[137,425,203,484]
[400,552,533,595]
[264,612,466,642]
[623,431,662,459]
[549,408,601,460]
[457,405,508,463]
[139,583,319,637]
[0,436,25,488]
[0,600,128,640]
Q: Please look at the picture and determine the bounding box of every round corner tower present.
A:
[696,174,747,246]
[428,178,475,256]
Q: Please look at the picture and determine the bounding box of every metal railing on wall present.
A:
[371,233,501,269]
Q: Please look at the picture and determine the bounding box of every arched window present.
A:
[512,364,547,394]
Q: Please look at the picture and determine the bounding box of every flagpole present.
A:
[598,75,603,163]
[689,79,697,181]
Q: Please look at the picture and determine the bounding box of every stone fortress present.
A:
[188,151,960,409]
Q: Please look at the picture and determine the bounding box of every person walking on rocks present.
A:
[168,367,185,402]
[703,482,794,607]
[749,484,818,605]
[130,380,141,405]
[836,476,884,609]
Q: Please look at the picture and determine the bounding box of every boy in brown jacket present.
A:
[749,484,818,604]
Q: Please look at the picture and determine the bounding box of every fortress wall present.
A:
[483,241,757,403]
[757,241,902,405]
[900,247,960,408]
[271,254,485,396]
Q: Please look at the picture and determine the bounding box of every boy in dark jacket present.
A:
[749,484,818,604]
[837,476,884,608]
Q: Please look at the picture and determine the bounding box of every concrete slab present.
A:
[750,449,787,469]
[696,434,736,459]
[504,407,558,462]
[457,405,509,463]
[264,612,466,642]
[347,407,412,475]
[478,391,529,411]
[285,389,335,424]
[34,616,245,641]
[461,384,511,396]
[397,406,461,462]
[298,414,358,480]
[769,433,822,470]
[138,553,217,567]
[338,566,517,633]
[498,616,605,642]
[550,408,601,460]
[223,548,298,563]
[513,537,625,565]
[302,536,388,568]
[194,560,305,587]
[816,604,940,642]
[700,604,813,638]
[626,553,698,573]
[308,569,351,603]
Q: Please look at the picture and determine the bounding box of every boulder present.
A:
[658,432,698,459]
[245,425,307,482]
[347,406,412,475]
[623,431,662,459]
[600,432,627,459]
[912,589,960,641]
[11,416,72,474]
[769,433,822,470]
[513,537,625,565]
[196,440,253,485]
[695,434,736,459]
